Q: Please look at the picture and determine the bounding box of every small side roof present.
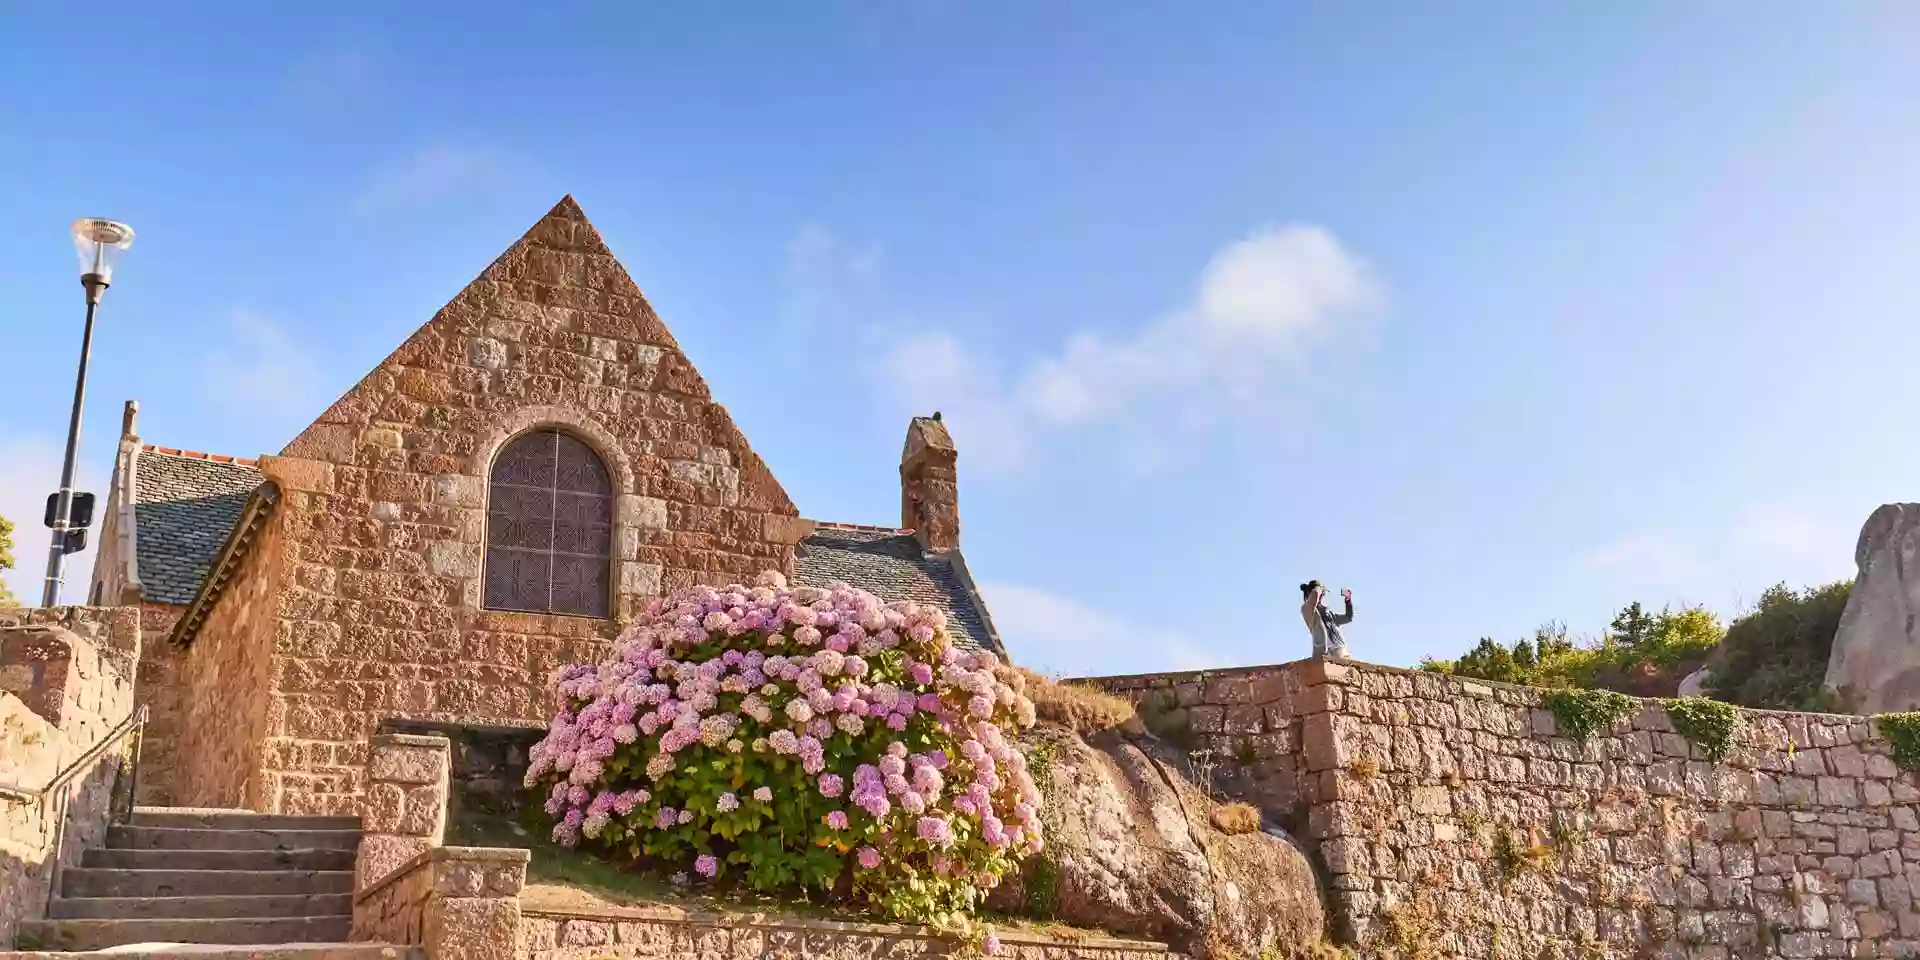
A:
[132,447,266,605]
[793,524,1002,654]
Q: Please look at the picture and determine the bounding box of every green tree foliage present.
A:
[1704,581,1852,711]
[1423,605,1723,694]
[0,511,16,605]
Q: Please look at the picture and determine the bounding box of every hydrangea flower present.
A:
[527,575,1044,923]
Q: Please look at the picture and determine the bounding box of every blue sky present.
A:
[4,3,1918,676]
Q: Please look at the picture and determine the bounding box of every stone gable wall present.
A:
[0,607,139,948]
[1091,659,1920,959]
[192,198,809,815]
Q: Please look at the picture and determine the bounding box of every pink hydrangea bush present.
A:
[524,571,1043,925]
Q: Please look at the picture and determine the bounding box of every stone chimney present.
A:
[901,413,960,554]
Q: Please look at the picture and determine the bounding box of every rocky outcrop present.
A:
[996,724,1326,959]
[1826,503,1920,713]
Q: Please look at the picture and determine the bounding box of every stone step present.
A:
[108,827,360,852]
[61,870,354,899]
[129,809,360,832]
[84,849,356,872]
[14,917,351,952]
[0,947,416,960]
[48,894,353,920]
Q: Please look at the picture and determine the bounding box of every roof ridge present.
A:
[141,444,259,467]
[810,520,915,536]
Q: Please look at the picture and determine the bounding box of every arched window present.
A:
[484,428,613,618]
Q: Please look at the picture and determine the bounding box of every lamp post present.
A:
[42,218,135,607]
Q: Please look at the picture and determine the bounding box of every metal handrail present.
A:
[0,703,148,908]
[0,704,147,803]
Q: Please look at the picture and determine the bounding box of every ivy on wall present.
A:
[1875,712,1920,774]
[1662,697,1744,761]
[1538,689,1638,740]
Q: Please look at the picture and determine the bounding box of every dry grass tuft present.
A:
[1018,668,1142,736]
[1210,801,1263,835]
[1347,754,1381,781]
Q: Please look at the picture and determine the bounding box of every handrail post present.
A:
[121,706,147,824]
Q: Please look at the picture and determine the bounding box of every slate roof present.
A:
[132,447,264,605]
[793,524,1002,654]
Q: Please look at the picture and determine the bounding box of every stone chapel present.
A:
[84,196,1004,816]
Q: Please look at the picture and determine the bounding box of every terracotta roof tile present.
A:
[132,447,264,605]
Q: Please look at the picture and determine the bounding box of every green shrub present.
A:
[1662,697,1744,761]
[1876,713,1920,774]
[1539,689,1638,740]
[1705,581,1852,711]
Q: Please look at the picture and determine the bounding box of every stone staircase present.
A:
[7,808,415,959]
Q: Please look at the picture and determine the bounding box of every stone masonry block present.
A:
[428,541,481,580]
[400,784,446,837]
[426,895,521,960]
[261,456,335,493]
[364,782,407,833]
[369,734,451,785]
[356,834,430,893]
[471,337,507,369]
[434,474,485,508]
[622,561,664,596]
[619,495,668,531]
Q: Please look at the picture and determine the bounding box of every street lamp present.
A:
[42,218,134,607]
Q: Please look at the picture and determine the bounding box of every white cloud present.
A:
[204,311,324,417]
[978,580,1208,677]
[353,144,513,217]
[0,433,98,605]
[1018,225,1380,427]
[1576,504,1860,617]
[863,224,1381,474]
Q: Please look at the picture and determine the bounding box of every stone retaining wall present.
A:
[521,904,1179,960]
[1089,657,1920,959]
[0,606,140,948]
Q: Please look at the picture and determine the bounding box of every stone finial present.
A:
[900,415,960,554]
[121,400,139,438]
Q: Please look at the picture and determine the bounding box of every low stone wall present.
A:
[522,903,1179,960]
[352,845,528,957]
[1087,657,1920,959]
[376,718,543,813]
[0,606,140,948]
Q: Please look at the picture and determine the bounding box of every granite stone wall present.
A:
[0,606,139,948]
[173,511,286,810]
[1091,658,1920,959]
[521,904,1180,960]
[130,603,185,805]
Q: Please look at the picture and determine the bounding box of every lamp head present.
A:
[71,218,135,287]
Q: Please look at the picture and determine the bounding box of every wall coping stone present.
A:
[355,844,530,904]
[1087,655,1880,723]
[371,733,455,749]
[519,899,1171,952]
